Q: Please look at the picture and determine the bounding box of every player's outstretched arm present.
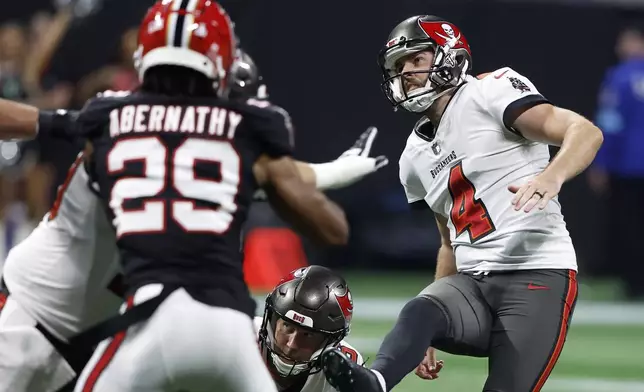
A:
[0,98,79,140]
[256,155,349,245]
[0,99,39,139]
[253,127,388,201]
[509,104,604,212]
[299,127,388,190]
[434,213,456,280]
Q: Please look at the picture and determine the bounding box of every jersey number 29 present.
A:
[108,136,240,237]
[448,162,495,242]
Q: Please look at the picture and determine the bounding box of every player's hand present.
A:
[415,347,444,381]
[508,171,563,213]
[337,126,389,170]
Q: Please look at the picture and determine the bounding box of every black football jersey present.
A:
[54,91,293,315]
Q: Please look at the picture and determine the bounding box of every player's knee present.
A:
[399,296,446,324]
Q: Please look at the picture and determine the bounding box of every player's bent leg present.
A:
[483,269,578,392]
[72,324,165,392]
[75,285,277,392]
[366,296,448,391]
[419,274,492,358]
[158,290,277,392]
[372,273,493,390]
[322,274,492,392]
[0,296,75,392]
[220,312,278,392]
[73,286,163,392]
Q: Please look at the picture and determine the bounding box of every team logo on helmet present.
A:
[335,288,353,323]
[418,21,469,50]
[440,23,455,38]
[147,18,164,34]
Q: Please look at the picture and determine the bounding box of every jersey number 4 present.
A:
[108,136,240,237]
[448,162,495,242]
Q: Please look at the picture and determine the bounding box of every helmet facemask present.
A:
[379,37,470,113]
[227,49,266,100]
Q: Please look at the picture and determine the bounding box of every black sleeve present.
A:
[249,105,294,158]
[410,200,431,210]
[38,109,80,140]
[37,92,113,140]
[502,94,550,135]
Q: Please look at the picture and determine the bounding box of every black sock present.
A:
[371,296,448,390]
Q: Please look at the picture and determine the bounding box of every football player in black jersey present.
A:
[0,0,356,390]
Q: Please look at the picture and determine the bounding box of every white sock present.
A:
[370,369,387,392]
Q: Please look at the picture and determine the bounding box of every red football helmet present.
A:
[134,0,237,90]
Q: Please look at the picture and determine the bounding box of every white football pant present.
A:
[75,284,277,392]
[0,295,76,392]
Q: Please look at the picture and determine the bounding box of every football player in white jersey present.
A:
[0,60,387,392]
[320,15,603,392]
[257,266,363,392]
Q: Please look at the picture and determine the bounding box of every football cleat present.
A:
[321,348,384,392]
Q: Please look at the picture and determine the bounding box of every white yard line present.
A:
[545,378,644,392]
[349,298,644,325]
[258,296,644,325]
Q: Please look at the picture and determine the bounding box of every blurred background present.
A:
[1,0,643,390]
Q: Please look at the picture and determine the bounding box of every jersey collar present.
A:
[413,81,468,142]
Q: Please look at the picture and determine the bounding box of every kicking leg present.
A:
[322,273,492,392]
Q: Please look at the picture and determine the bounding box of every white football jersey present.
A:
[2,153,120,340]
[399,68,577,272]
[253,317,363,392]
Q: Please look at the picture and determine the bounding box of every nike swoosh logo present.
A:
[528,283,550,290]
[494,70,509,79]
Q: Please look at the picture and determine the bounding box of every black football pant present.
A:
[422,269,578,392]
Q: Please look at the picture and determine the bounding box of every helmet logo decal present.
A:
[147,16,164,35]
[335,289,353,323]
[441,23,455,38]
[418,21,469,52]
[285,310,314,328]
[435,28,461,48]
[193,23,208,38]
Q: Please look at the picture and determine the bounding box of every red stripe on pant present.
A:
[48,153,84,221]
[0,292,7,313]
[82,295,135,392]
[532,270,578,392]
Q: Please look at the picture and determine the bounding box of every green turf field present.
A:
[255,271,644,391]
[350,321,644,391]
